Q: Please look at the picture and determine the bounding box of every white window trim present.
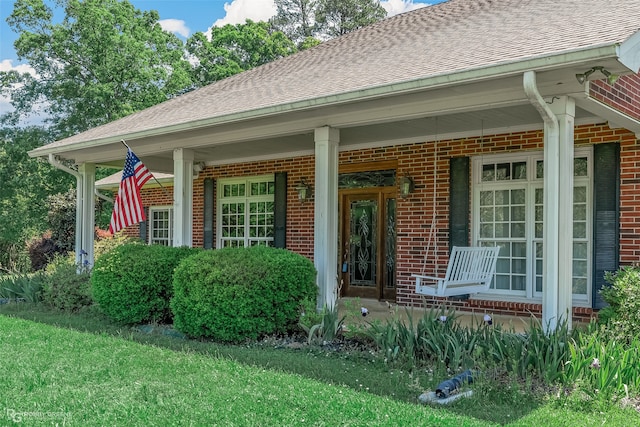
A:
[148,206,174,246]
[471,147,592,307]
[216,174,275,249]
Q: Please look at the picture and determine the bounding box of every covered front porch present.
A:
[50,66,639,333]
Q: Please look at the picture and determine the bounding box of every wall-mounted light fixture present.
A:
[296,178,312,203]
[575,66,619,85]
[192,161,205,173]
[399,173,415,198]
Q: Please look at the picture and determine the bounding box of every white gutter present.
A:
[523,70,562,333]
[94,189,113,203]
[523,71,559,133]
[48,153,80,179]
[48,154,83,265]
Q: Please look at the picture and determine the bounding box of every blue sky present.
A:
[0,0,440,117]
[1,0,440,65]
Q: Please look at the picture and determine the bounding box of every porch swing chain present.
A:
[420,117,439,276]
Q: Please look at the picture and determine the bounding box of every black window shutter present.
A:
[204,178,214,249]
[139,207,149,243]
[592,143,620,309]
[449,157,470,249]
[274,172,287,248]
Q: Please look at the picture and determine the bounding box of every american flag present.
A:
[109,149,153,234]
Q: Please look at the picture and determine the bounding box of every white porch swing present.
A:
[411,119,499,297]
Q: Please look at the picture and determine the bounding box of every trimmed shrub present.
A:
[94,233,139,260]
[171,246,317,342]
[92,243,199,324]
[41,255,92,312]
[599,266,640,342]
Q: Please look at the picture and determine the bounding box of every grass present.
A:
[0,313,484,426]
[1,303,639,426]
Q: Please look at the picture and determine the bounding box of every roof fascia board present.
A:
[575,95,640,138]
[618,31,640,72]
[29,45,624,159]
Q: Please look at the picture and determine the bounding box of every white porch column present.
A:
[173,148,194,247]
[74,175,84,266]
[78,163,96,267]
[314,126,339,310]
[545,96,575,331]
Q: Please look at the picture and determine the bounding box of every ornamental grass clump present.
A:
[563,323,640,401]
[171,246,317,342]
[91,243,199,324]
[364,305,575,385]
[0,270,46,303]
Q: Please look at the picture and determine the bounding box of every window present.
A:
[473,149,592,304]
[149,207,173,246]
[217,175,275,248]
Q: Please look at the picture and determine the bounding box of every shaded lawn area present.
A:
[1,306,639,426]
[0,315,487,426]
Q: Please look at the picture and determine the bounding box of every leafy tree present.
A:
[271,0,386,44]
[299,36,322,50]
[3,0,193,137]
[187,20,297,87]
[315,0,387,39]
[0,127,73,271]
[271,0,318,45]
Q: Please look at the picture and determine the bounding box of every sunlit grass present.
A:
[1,305,639,426]
[0,315,490,426]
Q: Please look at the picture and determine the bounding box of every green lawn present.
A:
[1,307,638,426]
[0,315,487,426]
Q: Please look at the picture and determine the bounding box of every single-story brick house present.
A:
[30,0,640,331]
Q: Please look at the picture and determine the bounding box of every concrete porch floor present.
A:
[337,298,533,333]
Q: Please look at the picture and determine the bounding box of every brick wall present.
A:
[591,73,640,121]
[121,186,174,240]
[132,123,639,320]
[154,157,318,259]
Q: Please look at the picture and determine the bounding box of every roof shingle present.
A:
[40,0,640,150]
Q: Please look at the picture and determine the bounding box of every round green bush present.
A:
[91,243,199,324]
[42,254,92,312]
[600,266,640,342]
[171,246,317,342]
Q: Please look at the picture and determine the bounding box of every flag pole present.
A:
[120,139,172,198]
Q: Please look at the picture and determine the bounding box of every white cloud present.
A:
[212,0,277,27]
[0,59,37,77]
[204,0,429,39]
[381,0,429,16]
[0,60,36,117]
[0,59,47,126]
[209,0,430,29]
[159,19,191,38]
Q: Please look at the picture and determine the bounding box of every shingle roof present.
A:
[39,0,640,151]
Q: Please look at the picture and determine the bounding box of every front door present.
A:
[340,189,396,300]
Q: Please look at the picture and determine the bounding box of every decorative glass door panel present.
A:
[349,199,377,287]
[340,190,396,300]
